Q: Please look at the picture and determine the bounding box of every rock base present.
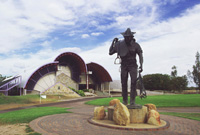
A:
[108,106,114,121]
[108,105,148,124]
[113,102,130,126]
[88,116,170,131]
[129,106,148,123]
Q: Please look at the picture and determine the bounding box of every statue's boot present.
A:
[130,96,135,106]
[123,100,128,105]
[128,96,142,109]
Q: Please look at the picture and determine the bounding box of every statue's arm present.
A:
[138,52,143,73]
[109,38,118,55]
[136,43,143,72]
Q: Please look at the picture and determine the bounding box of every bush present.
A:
[77,90,85,97]
[170,75,188,91]
[82,89,89,92]
[0,93,5,96]
[143,74,171,90]
[143,73,188,91]
[68,87,85,97]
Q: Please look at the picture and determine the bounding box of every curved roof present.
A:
[24,62,58,90]
[86,62,112,83]
[24,52,112,91]
[54,52,87,82]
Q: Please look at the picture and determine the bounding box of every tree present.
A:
[188,52,200,90]
[170,75,188,91]
[0,74,6,82]
[143,74,171,90]
[170,66,188,91]
[171,65,177,77]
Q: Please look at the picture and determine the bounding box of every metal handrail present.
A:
[0,76,22,91]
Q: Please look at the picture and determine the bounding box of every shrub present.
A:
[143,74,171,90]
[82,89,89,92]
[77,90,85,97]
[170,75,188,91]
[68,87,85,97]
[0,93,5,96]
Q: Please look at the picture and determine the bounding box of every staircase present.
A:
[95,91,110,97]
[0,76,22,96]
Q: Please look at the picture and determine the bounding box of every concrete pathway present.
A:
[29,99,200,135]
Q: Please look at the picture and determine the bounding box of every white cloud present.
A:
[81,34,90,39]
[137,5,200,77]
[80,4,200,80]
[79,41,121,80]
[91,32,103,36]
[0,47,81,74]
[0,0,160,54]
[0,0,77,54]
[0,0,200,88]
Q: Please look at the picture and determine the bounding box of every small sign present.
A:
[41,95,46,99]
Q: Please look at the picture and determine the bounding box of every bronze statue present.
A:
[109,28,144,108]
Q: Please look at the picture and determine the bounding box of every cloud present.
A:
[0,47,81,76]
[91,32,103,36]
[137,4,200,76]
[0,0,160,54]
[79,41,121,80]
[81,34,90,39]
[80,4,200,80]
[0,0,200,89]
[0,0,77,54]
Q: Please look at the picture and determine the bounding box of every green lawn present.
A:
[0,107,71,125]
[0,95,40,104]
[85,94,200,107]
[0,95,72,106]
[160,112,200,121]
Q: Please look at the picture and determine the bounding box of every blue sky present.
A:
[0,0,200,85]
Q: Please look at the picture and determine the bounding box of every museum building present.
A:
[23,52,112,96]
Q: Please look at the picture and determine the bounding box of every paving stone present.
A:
[29,99,200,135]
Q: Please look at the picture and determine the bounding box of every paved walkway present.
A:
[29,99,200,135]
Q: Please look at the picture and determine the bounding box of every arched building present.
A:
[24,52,112,96]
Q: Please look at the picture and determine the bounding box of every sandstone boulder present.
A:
[109,99,120,106]
[113,102,130,126]
[94,106,106,120]
[144,104,157,112]
[147,109,161,126]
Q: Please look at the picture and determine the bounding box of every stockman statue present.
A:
[109,28,145,109]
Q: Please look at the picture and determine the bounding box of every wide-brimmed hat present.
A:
[120,28,136,37]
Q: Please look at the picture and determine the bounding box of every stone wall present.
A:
[43,82,80,97]
[56,73,77,89]
[56,65,71,77]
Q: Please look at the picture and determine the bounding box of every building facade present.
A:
[24,52,112,96]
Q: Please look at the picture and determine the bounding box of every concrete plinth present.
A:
[129,106,148,123]
[108,105,148,124]
[108,106,114,121]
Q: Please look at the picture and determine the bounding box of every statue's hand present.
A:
[114,38,118,42]
[139,66,143,73]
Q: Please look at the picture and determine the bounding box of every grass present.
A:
[0,94,77,110]
[160,112,200,121]
[0,94,75,105]
[25,125,42,135]
[86,94,200,122]
[0,95,40,104]
[85,94,200,107]
[0,107,71,125]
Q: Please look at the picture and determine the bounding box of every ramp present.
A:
[0,76,22,96]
